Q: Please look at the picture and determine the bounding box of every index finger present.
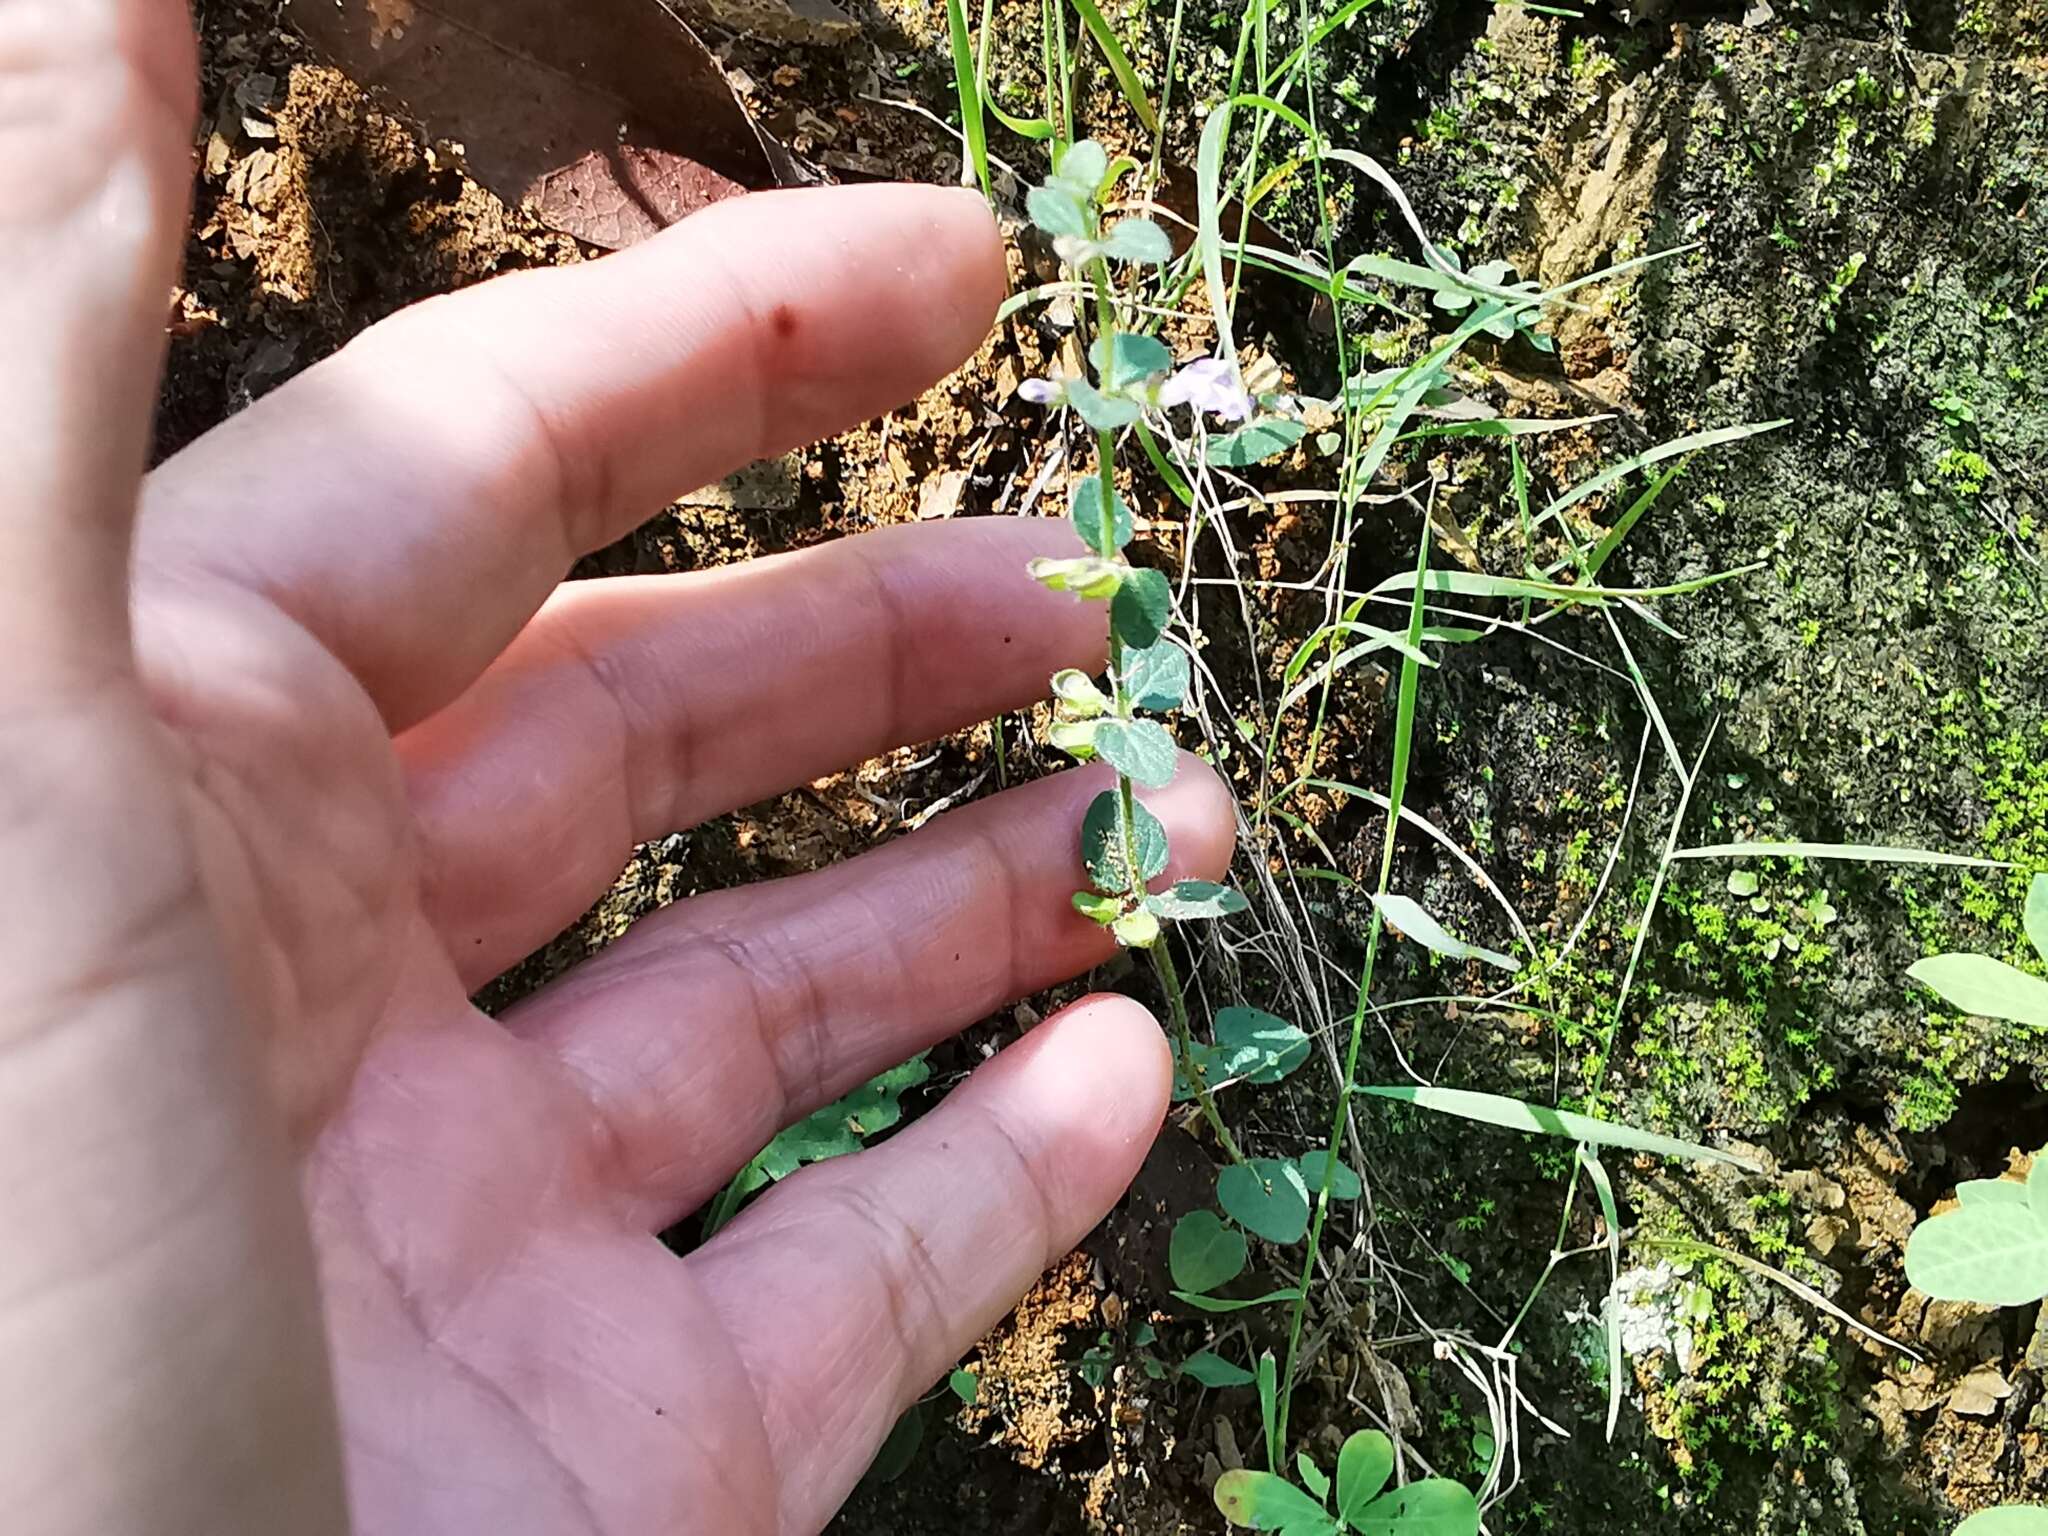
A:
[138,184,1008,728]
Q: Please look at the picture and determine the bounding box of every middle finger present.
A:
[402,518,1105,988]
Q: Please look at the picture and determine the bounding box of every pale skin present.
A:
[0,5,1234,1533]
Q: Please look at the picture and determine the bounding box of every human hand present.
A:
[0,6,1231,1534]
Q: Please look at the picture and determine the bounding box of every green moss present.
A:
[1646,1261,1840,1497]
[1631,864,1840,1132]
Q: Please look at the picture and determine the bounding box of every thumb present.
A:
[0,0,196,693]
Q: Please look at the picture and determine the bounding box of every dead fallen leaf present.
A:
[681,0,857,45]
[918,469,969,520]
[1948,1364,2013,1419]
[288,0,789,248]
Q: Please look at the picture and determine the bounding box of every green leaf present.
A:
[1068,475,1133,555]
[1580,1146,1625,1441]
[1207,418,1308,468]
[1335,1430,1395,1523]
[1215,1471,1335,1533]
[755,1056,930,1184]
[1350,1478,1481,1535]
[1372,894,1521,973]
[1194,104,1237,406]
[1171,1286,1303,1313]
[1081,790,1169,894]
[1112,906,1162,948]
[1541,420,1788,529]
[1123,640,1190,711]
[985,98,1055,140]
[1219,1158,1312,1244]
[1214,1006,1311,1084]
[1028,554,1124,599]
[1046,718,1098,759]
[1090,330,1174,392]
[1071,890,1121,925]
[1146,880,1249,921]
[1297,1453,1331,1504]
[1727,870,1760,898]
[1181,1349,1256,1388]
[1102,217,1173,266]
[1957,1509,2048,1535]
[1908,954,2048,1028]
[1026,182,1088,239]
[948,1368,979,1406]
[1959,1178,2030,1208]
[1295,1150,1362,1201]
[863,1405,923,1485]
[1907,1201,2048,1305]
[1358,1085,1760,1170]
[1168,1210,1247,1293]
[1094,718,1180,788]
[1051,667,1111,717]
[2029,873,2048,968]
[1112,566,1173,650]
[1053,138,1108,200]
[1068,377,1142,430]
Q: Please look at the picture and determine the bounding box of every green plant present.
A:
[1019,139,1263,1171]
[701,1055,929,1236]
[1905,873,2048,1029]
[999,9,1874,1520]
[1214,1426,1479,1535]
[1958,1509,2048,1534]
[942,0,991,198]
[1906,1151,2048,1305]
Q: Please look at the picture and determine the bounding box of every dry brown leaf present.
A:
[289,0,789,248]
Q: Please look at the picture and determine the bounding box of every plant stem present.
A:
[1273,518,1433,1456]
[1150,939,1244,1164]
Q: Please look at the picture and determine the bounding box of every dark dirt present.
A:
[163,1,2048,1533]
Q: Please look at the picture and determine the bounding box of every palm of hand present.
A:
[4,11,1228,1536]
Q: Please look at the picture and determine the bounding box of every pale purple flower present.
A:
[1158,358,1253,422]
[1018,376,1066,406]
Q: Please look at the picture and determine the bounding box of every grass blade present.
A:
[1195,104,1240,387]
[1069,0,1159,131]
[1672,841,2008,868]
[1578,1146,1624,1441]
[1372,893,1520,972]
[943,0,990,197]
[1585,460,1686,578]
[1261,0,1382,88]
[1297,777,1531,949]
[1540,421,1789,530]
[1402,413,1613,443]
[1359,1085,1760,1170]
[1635,1235,1924,1362]
[1370,565,1759,605]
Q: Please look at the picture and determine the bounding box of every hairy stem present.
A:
[1150,940,1243,1164]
